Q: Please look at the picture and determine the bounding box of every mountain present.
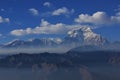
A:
[2,27,109,49]
[0,51,120,68]
[3,39,26,48]
[3,38,62,48]
[63,27,108,46]
[0,50,120,80]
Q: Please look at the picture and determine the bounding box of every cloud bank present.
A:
[10,19,88,36]
[11,19,67,36]
[75,11,120,25]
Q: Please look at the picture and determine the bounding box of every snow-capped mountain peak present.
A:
[65,27,108,46]
[68,27,94,38]
[5,39,25,46]
[3,38,63,48]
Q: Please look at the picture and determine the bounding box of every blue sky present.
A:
[0,0,120,43]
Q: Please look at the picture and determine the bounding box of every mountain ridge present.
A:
[0,50,120,68]
[1,27,109,49]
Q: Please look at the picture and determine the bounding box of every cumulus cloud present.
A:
[11,29,27,36]
[0,16,10,23]
[28,8,39,16]
[43,2,51,7]
[10,19,86,36]
[11,19,67,36]
[75,11,120,25]
[52,7,75,16]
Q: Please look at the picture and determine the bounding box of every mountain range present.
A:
[0,49,120,80]
[0,50,120,68]
[0,27,120,80]
[0,27,109,49]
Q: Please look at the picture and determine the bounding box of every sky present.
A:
[0,0,120,44]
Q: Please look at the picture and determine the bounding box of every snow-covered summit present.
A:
[64,27,108,46]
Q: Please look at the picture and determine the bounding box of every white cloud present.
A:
[11,19,67,36]
[52,7,75,16]
[11,11,120,36]
[0,16,10,23]
[43,2,51,7]
[40,19,49,26]
[10,19,86,36]
[28,8,39,16]
[11,29,27,36]
[75,11,120,25]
